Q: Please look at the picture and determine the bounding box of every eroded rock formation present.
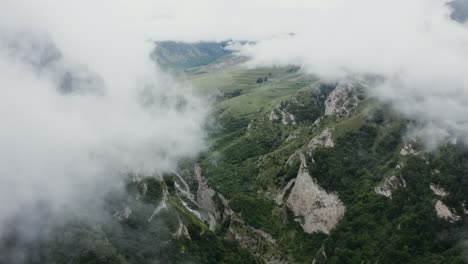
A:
[286,154,345,234]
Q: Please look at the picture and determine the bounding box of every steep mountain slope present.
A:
[176,46,468,263]
[26,42,468,264]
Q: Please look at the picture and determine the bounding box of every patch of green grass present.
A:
[187,66,319,118]
[168,195,209,232]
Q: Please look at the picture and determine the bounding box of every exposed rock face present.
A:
[227,215,277,255]
[435,200,460,223]
[211,189,280,258]
[324,79,359,117]
[375,175,405,199]
[269,102,296,125]
[173,171,198,206]
[286,149,302,167]
[430,184,449,197]
[195,164,221,231]
[307,128,335,156]
[218,193,233,219]
[195,164,216,211]
[400,142,420,156]
[286,154,345,234]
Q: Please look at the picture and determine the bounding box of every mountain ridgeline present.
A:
[12,42,468,264]
[152,41,233,71]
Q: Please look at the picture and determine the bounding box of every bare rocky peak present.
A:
[324,79,361,118]
[286,153,345,234]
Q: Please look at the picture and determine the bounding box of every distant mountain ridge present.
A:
[152,41,233,71]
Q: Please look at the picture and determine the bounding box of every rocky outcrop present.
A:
[227,214,277,255]
[285,128,335,169]
[269,102,296,125]
[195,164,220,231]
[430,184,449,197]
[173,171,199,206]
[435,200,460,223]
[375,175,406,199]
[324,79,360,118]
[286,154,345,234]
[400,142,420,156]
[172,169,216,225]
[218,193,234,219]
[269,98,301,125]
[307,128,335,156]
[286,149,302,167]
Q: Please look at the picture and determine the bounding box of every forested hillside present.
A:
[26,42,468,264]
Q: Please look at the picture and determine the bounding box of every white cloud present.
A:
[0,0,209,248]
[141,0,468,149]
[203,0,468,148]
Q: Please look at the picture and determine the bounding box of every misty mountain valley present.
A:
[2,1,468,264]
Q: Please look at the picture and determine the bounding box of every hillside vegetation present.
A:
[31,42,468,264]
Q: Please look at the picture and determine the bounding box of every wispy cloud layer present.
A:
[0,0,208,246]
[220,0,468,148]
[137,0,468,147]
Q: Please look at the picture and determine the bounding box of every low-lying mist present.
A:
[233,0,468,149]
[0,0,209,261]
[125,0,468,150]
